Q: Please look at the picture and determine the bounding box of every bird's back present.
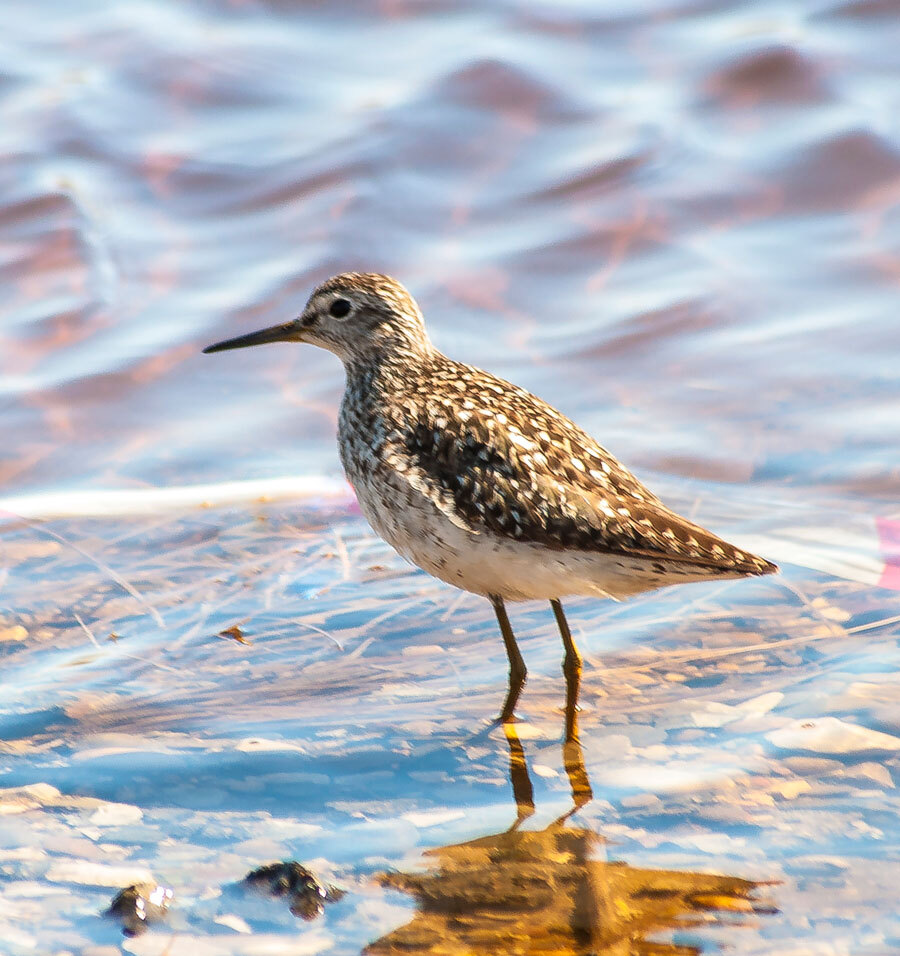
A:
[339,351,775,601]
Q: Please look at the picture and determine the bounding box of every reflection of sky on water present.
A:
[4,1,900,497]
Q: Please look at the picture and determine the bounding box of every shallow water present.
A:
[2,1,899,953]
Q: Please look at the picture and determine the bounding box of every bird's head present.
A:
[203,272,432,366]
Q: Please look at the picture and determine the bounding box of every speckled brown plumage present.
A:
[393,357,773,574]
[204,271,777,722]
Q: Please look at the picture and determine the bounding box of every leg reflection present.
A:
[500,693,593,826]
[503,723,535,830]
[561,644,593,816]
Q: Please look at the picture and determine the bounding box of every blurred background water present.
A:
[1,0,899,953]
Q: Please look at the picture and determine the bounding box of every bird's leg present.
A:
[550,598,582,742]
[491,595,527,722]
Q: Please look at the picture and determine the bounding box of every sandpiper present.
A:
[204,273,776,722]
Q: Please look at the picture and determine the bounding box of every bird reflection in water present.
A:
[366,682,775,955]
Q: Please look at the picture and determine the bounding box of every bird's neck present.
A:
[344,337,436,395]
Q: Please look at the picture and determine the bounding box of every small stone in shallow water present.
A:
[105,881,173,936]
[243,861,345,921]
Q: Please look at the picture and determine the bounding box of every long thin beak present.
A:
[202,320,301,354]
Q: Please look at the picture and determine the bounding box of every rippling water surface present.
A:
[2,1,899,953]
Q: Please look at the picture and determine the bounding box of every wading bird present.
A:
[204,273,776,723]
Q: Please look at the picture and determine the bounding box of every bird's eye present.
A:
[329,298,351,319]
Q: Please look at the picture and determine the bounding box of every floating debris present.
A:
[243,861,345,921]
[218,624,252,645]
[105,881,173,937]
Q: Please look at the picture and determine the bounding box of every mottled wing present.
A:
[399,361,776,577]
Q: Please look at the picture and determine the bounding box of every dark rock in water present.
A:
[105,881,174,937]
[243,861,345,921]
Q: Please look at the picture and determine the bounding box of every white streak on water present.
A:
[0,476,356,520]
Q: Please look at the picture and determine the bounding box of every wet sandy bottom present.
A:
[1,501,897,953]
